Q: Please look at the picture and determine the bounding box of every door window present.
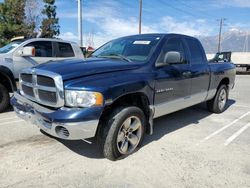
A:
[25,41,53,57]
[157,37,187,64]
[57,42,74,57]
[185,38,204,64]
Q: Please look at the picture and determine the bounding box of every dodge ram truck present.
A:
[11,34,236,160]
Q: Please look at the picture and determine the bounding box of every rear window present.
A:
[57,42,74,57]
[186,38,204,64]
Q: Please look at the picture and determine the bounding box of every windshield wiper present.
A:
[97,54,132,62]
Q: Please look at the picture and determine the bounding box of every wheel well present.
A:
[99,93,151,134]
[0,73,13,92]
[218,77,229,89]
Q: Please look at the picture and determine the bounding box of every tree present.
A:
[25,0,43,38]
[40,0,60,38]
[0,0,28,46]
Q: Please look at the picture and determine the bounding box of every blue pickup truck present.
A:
[11,34,236,160]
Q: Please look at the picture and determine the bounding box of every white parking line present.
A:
[0,120,24,125]
[0,116,19,121]
[234,104,250,109]
[200,111,250,143]
[224,123,250,146]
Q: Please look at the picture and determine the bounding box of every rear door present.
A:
[154,36,192,117]
[184,37,210,101]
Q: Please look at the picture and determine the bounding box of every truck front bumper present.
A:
[11,92,100,140]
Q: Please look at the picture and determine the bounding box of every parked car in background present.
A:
[0,38,84,112]
[11,34,236,160]
[209,51,232,63]
[207,51,250,72]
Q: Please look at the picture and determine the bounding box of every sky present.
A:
[1,0,250,47]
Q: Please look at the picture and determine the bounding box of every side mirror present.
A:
[18,46,35,57]
[164,51,181,64]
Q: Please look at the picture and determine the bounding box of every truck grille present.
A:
[37,75,55,87]
[20,73,32,83]
[38,89,57,103]
[22,85,35,98]
[19,68,64,108]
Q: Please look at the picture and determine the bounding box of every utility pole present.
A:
[139,0,142,34]
[243,31,249,52]
[78,0,83,47]
[218,18,226,52]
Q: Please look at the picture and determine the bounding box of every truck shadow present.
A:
[144,99,236,146]
[54,99,235,159]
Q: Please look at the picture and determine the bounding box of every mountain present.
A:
[198,29,250,54]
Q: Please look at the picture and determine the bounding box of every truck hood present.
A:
[35,58,141,80]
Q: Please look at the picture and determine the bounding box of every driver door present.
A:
[154,36,192,118]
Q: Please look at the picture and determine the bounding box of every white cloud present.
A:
[60,14,213,48]
[216,0,250,7]
[159,16,212,36]
[59,32,78,42]
[59,1,214,48]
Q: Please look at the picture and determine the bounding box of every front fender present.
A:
[64,71,155,106]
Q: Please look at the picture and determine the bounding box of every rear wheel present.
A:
[207,84,228,113]
[97,106,146,161]
[0,83,10,113]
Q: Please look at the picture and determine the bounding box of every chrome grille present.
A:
[20,73,32,83]
[37,76,55,87]
[20,68,64,108]
[38,89,57,103]
[22,84,35,98]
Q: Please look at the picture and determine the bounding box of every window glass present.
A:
[25,41,52,57]
[186,38,204,64]
[0,41,22,54]
[57,42,74,57]
[157,37,186,64]
[92,35,161,62]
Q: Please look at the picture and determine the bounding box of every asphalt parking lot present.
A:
[0,75,249,188]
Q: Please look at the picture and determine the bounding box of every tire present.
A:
[0,83,10,113]
[97,106,146,161]
[207,84,228,113]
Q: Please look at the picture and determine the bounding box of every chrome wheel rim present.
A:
[218,88,227,110]
[116,116,142,155]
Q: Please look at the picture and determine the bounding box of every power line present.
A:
[243,31,249,52]
[158,0,198,18]
[175,0,216,19]
[158,0,217,22]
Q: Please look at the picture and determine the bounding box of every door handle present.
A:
[182,71,192,77]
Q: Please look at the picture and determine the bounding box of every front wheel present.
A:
[97,106,146,161]
[207,84,228,113]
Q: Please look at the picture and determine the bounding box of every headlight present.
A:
[65,90,103,107]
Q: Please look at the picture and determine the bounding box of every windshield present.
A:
[92,35,162,62]
[0,41,22,54]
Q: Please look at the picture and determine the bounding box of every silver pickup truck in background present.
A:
[0,38,84,112]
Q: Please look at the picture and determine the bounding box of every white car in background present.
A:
[0,38,84,112]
